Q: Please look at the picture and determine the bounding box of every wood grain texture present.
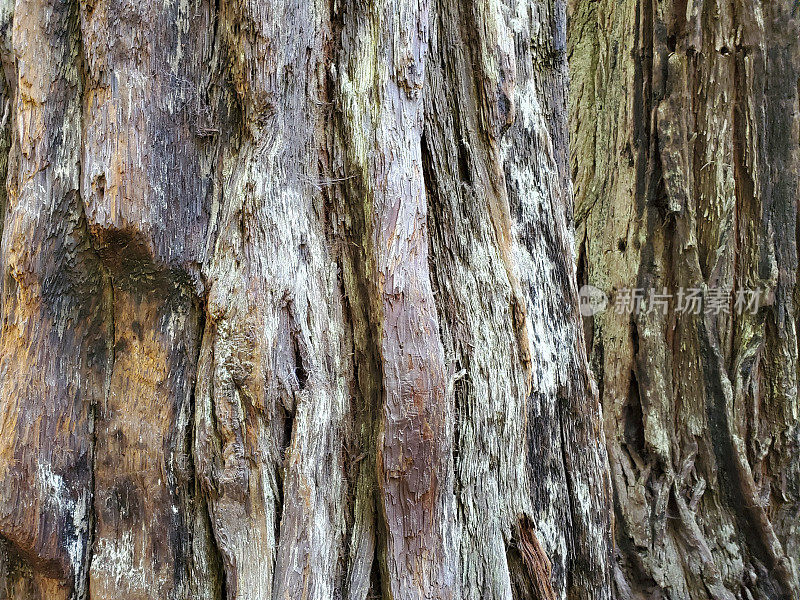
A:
[0,1,98,597]
[0,0,613,598]
[78,0,217,597]
[571,0,800,597]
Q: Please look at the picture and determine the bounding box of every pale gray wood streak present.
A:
[423,0,613,598]
[195,0,349,599]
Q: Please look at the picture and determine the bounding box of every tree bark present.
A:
[570,0,800,598]
[0,0,613,600]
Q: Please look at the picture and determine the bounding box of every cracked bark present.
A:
[570,0,800,598]
[0,0,612,599]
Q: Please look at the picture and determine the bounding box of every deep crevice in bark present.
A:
[572,0,800,594]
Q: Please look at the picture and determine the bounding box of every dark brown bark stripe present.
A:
[0,1,98,597]
[337,0,458,596]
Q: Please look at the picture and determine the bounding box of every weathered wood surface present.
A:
[0,1,612,600]
[570,0,800,597]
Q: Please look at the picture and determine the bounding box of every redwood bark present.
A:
[570,0,800,598]
[0,0,611,598]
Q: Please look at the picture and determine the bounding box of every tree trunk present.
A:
[0,0,613,599]
[570,0,800,598]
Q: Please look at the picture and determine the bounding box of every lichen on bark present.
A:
[570,0,800,597]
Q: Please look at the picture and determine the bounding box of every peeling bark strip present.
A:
[419,0,613,596]
[0,0,612,599]
[571,0,800,598]
[514,517,556,600]
[337,0,459,596]
[193,0,350,598]
[336,0,460,595]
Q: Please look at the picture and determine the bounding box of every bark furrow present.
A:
[570,0,800,597]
